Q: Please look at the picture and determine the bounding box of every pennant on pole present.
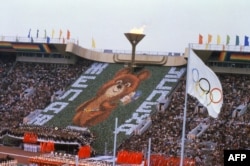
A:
[244,36,249,46]
[36,29,39,38]
[67,30,70,40]
[28,29,31,38]
[216,35,221,45]
[226,35,230,45]
[198,34,203,44]
[187,50,223,118]
[52,29,55,38]
[235,35,240,46]
[92,38,96,48]
[59,29,63,39]
[207,34,212,44]
[44,30,47,39]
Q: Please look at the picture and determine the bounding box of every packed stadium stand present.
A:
[0,40,249,165]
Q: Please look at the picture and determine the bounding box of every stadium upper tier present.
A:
[1,37,250,71]
[0,37,187,66]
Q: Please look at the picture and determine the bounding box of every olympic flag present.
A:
[187,50,223,118]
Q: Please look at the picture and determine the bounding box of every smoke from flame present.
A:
[129,25,146,34]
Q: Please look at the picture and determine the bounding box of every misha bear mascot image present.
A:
[72,67,150,127]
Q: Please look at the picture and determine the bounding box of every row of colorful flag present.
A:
[198,34,249,46]
[27,29,71,40]
[26,28,97,48]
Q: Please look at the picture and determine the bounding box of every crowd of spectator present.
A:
[0,57,92,127]
[0,54,94,144]
[118,74,250,165]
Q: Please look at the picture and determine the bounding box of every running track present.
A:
[0,145,42,164]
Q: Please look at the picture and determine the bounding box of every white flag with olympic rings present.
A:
[187,49,223,118]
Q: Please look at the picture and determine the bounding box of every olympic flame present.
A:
[129,25,146,34]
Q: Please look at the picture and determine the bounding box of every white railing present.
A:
[190,43,250,52]
[92,48,184,56]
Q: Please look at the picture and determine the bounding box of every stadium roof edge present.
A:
[65,42,187,66]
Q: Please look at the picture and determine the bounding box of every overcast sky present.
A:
[1,0,250,53]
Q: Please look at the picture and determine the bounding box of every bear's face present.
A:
[99,68,150,99]
[104,75,138,98]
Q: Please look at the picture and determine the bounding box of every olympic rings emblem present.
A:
[191,68,223,105]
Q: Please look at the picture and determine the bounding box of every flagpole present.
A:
[113,117,118,166]
[147,138,151,166]
[180,44,191,166]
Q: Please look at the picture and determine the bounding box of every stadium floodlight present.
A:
[124,32,145,72]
